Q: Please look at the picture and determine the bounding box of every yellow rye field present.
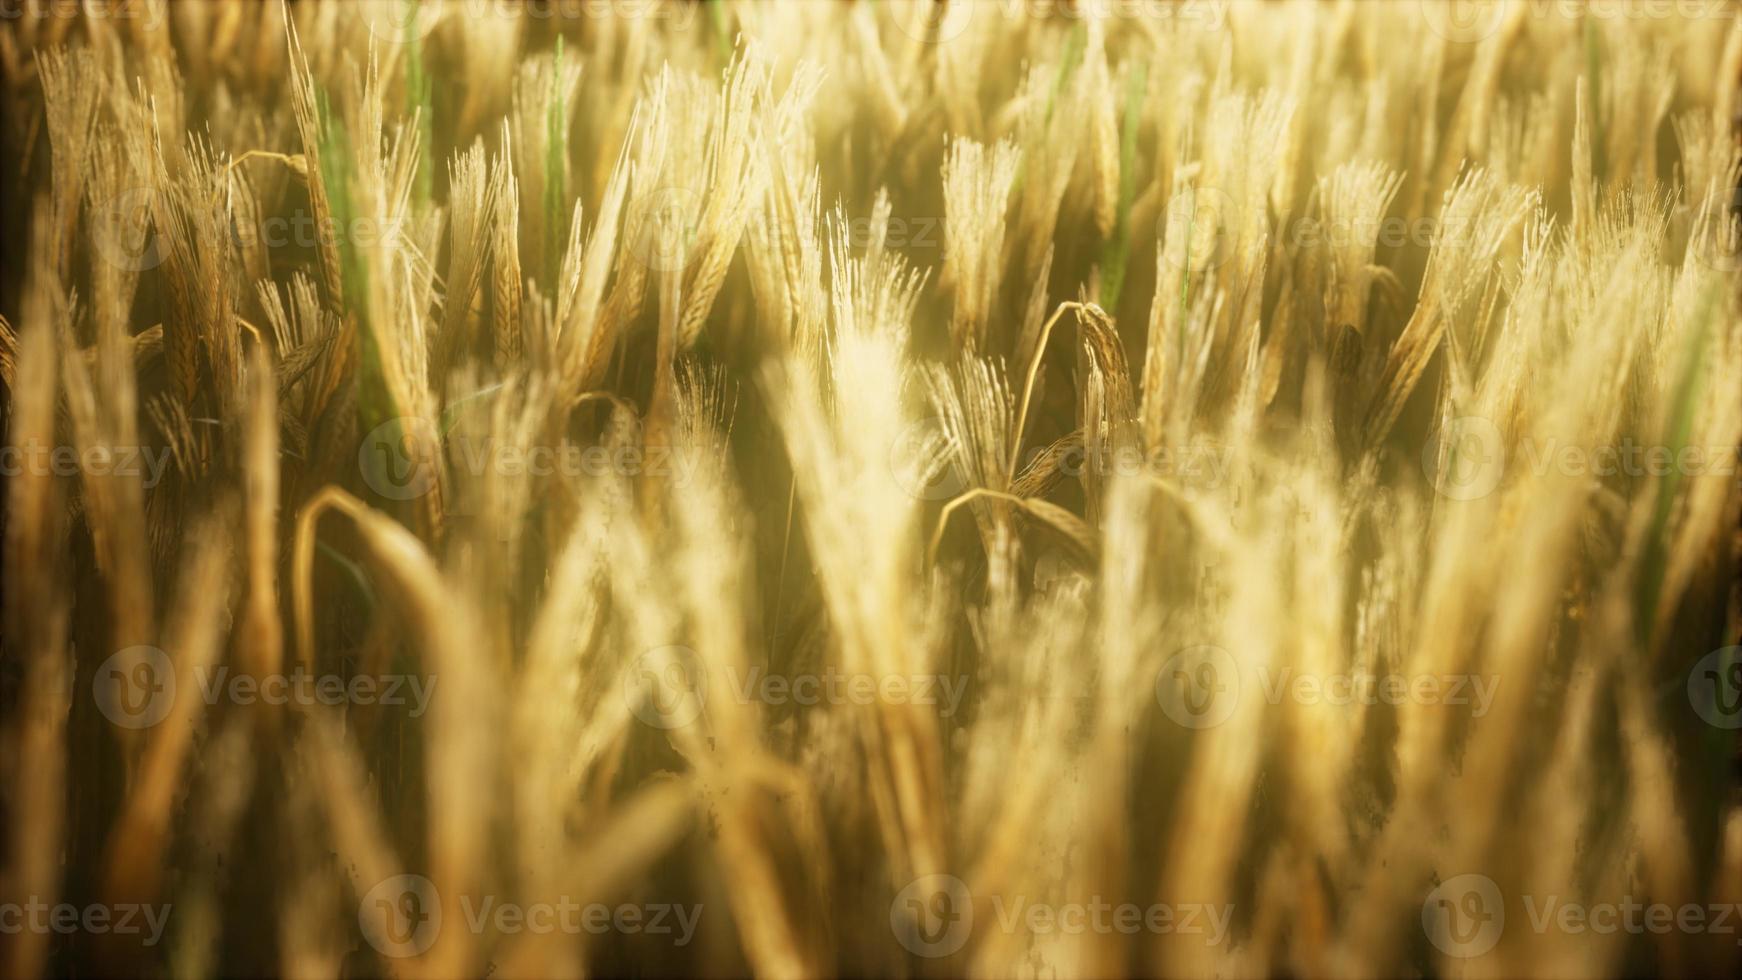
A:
[1,1,1740,977]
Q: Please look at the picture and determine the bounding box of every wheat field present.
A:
[1,0,1740,977]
